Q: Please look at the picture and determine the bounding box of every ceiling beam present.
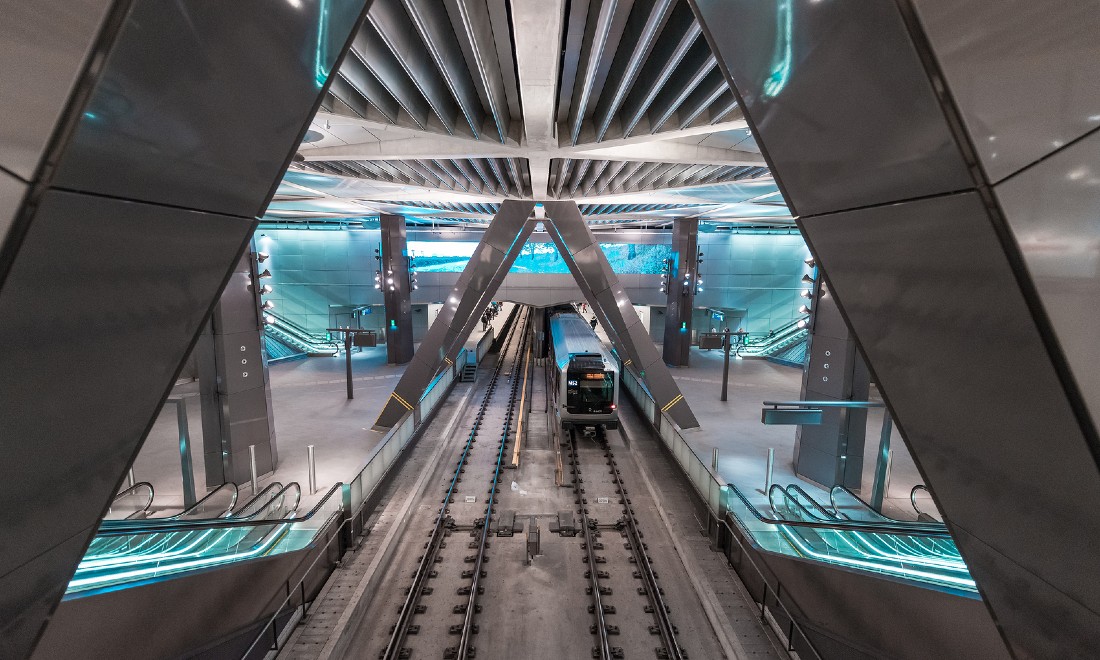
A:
[571,141,764,166]
[513,0,566,198]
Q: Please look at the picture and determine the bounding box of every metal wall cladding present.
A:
[481,201,535,253]
[544,202,595,254]
[213,267,260,336]
[0,170,26,247]
[0,190,251,653]
[801,191,1100,655]
[803,335,851,399]
[224,386,277,482]
[912,0,1100,182]
[51,0,369,218]
[692,0,971,217]
[216,330,266,395]
[996,129,1100,438]
[0,0,111,180]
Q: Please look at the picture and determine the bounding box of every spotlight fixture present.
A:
[799,304,811,314]
[258,269,272,279]
[801,274,815,284]
[256,252,270,263]
[804,257,815,268]
[263,314,276,325]
[259,284,273,295]
[800,290,812,299]
[261,300,275,310]
[797,319,807,329]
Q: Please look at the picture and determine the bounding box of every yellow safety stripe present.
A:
[390,392,414,410]
[623,359,633,366]
[661,394,684,412]
[444,357,453,366]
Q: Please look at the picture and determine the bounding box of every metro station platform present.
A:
[659,347,929,522]
[134,306,516,511]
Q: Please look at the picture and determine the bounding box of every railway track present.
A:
[380,306,531,660]
[570,428,685,660]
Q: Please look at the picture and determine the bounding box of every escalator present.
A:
[737,318,808,361]
[719,483,1005,659]
[34,483,346,659]
[264,312,339,358]
[764,485,974,592]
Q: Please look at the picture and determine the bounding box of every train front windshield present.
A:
[566,372,615,411]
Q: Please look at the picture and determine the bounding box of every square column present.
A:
[662,218,699,367]
[380,213,413,365]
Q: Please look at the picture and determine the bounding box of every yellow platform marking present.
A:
[661,394,683,412]
[390,392,414,410]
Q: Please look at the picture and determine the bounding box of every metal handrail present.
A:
[108,482,155,519]
[93,483,343,537]
[910,485,941,521]
[728,483,953,538]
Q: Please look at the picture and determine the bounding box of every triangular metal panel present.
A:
[373,200,536,429]
[542,201,699,429]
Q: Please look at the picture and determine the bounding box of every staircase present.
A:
[461,362,478,382]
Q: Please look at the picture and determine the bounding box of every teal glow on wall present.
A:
[408,241,672,274]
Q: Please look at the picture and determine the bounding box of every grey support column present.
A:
[0,2,374,655]
[380,213,413,365]
[374,200,536,430]
[792,279,869,489]
[662,218,699,367]
[543,201,699,429]
[694,1,1100,655]
[197,247,279,488]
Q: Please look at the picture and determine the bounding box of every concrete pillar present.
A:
[197,247,279,487]
[380,213,414,365]
[662,218,699,367]
[793,277,869,489]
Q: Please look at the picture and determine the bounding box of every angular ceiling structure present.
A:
[265,0,792,229]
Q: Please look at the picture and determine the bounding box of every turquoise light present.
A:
[314,0,330,87]
[762,0,793,99]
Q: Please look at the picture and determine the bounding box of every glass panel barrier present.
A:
[617,361,975,594]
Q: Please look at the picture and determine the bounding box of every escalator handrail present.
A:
[783,484,840,521]
[109,482,155,519]
[726,482,954,538]
[910,484,941,521]
[100,482,238,529]
[182,482,239,519]
[93,483,342,537]
[828,485,895,523]
[230,482,287,519]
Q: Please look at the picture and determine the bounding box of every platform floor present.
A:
[659,346,929,521]
[133,305,515,511]
[133,310,929,521]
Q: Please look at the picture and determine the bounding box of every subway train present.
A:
[548,308,619,436]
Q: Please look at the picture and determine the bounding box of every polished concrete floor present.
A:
[133,308,514,512]
[133,319,930,521]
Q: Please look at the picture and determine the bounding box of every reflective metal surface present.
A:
[692,0,971,216]
[913,0,1100,182]
[374,200,535,428]
[0,0,111,180]
[53,0,369,218]
[996,129,1100,436]
[0,170,26,248]
[0,190,253,655]
[801,191,1100,655]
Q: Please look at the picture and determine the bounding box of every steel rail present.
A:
[457,306,530,659]
[381,306,528,660]
[572,434,615,660]
[609,425,684,660]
